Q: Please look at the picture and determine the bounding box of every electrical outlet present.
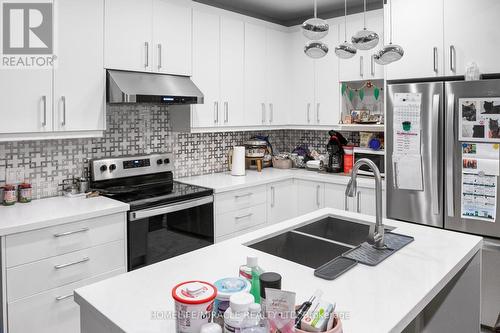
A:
[5,167,26,185]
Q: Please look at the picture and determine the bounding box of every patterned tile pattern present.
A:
[0,105,362,199]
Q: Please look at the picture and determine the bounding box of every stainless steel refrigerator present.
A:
[387,79,500,330]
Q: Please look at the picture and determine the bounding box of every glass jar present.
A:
[18,183,32,203]
[3,185,17,206]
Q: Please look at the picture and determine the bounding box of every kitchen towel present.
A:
[231,146,246,176]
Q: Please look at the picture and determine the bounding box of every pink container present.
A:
[295,313,343,333]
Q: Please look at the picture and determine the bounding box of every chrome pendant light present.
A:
[351,0,379,50]
[374,0,404,64]
[335,0,357,59]
[304,41,329,59]
[302,0,329,40]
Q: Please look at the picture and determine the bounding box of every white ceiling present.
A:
[194,0,384,26]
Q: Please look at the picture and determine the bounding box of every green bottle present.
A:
[240,256,264,303]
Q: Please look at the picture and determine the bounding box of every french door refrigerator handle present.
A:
[446,94,455,217]
[431,94,440,215]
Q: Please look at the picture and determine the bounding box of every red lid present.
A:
[172,281,217,305]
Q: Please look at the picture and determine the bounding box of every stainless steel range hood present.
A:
[106,69,204,104]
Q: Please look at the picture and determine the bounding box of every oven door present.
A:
[354,152,385,176]
[127,196,214,271]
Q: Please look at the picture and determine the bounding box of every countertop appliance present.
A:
[386,78,500,330]
[353,147,385,177]
[89,153,214,271]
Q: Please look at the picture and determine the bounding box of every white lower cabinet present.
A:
[324,183,346,211]
[296,180,325,216]
[4,213,127,333]
[267,180,297,224]
[324,183,386,217]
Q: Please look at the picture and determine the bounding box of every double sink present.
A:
[248,216,394,269]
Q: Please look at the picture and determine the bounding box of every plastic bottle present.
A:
[239,257,264,303]
[241,303,267,333]
[224,293,254,333]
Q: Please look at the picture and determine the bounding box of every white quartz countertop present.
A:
[178,168,382,193]
[0,196,129,236]
[75,208,482,333]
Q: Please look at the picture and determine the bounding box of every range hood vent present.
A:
[107,69,204,105]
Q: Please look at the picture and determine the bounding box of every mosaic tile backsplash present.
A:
[0,105,360,199]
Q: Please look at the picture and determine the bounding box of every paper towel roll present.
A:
[231,146,246,176]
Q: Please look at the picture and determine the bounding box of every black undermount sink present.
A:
[247,217,396,269]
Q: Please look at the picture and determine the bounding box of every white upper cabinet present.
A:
[385,0,444,80]
[55,0,105,132]
[191,9,221,128]
[105,0,153,72]
[105,0,192,75]
[443,0,500,76]
[153,0,193,76]
[220,17,245,126]
[244,22,268,126]
[339,10,384,82]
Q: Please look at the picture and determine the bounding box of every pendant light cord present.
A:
[344,0,348,41]
[314,0,317,18]
[389,0,393,44]
[363,0,366,29]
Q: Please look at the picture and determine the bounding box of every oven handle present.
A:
[129,196,213,221]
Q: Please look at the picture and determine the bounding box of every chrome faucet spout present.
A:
[347,158,385,249]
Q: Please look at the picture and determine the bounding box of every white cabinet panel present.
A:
[220,17,245,126]
[296,180,324,216]
[267,180,297,224]
[216,204,266,238]
[385,0,444,80]
[324,183,347,211]
[55,0,104,132]
[153,0,192,76]
[443,0,500,76]
[215,185,267,215]
[105,0,153,72]
[191,9,220,128]
[244,23,268,126]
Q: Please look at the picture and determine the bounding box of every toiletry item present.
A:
[300,297,335,332]
[239,257,264,303]
[172,281,217,333]
[265,288,296,333]
[200,323,223,333]
[241,303,267,333]
[18,182,32,203]
[259,272,282,310]
[224,292,254,333]
[295,290,323,328]
[213,277,251,327]
[3,185,16,206]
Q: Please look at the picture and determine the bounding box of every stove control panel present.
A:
[90,154,173,181]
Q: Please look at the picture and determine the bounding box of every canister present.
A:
[3,185,16,206]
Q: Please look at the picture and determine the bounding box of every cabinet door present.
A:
[220,17,244,126]
[267,180,297,224]
[324,183,347,211]
[315,20,340,126]
[266,28,290,126]
[54,0,104,132]
[244,22,267,126]
[357,188,386,217]
[0,71,52,134]
[289,30,315,125]
[153,0,192,75]
[385,0,444,80]
[365,10,384,80]
[443,0,500,76]
[105,0,153,72]
[296,180,324,216]
[191,9,220,128]
[338,13,365,82]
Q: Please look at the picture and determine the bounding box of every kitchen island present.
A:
[75,208,482,333]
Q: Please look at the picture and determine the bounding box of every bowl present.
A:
[295,313,343,333]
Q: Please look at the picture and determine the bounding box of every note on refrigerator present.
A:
[393,154,424,191]
[393,93,422,155]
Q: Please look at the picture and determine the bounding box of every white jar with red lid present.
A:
[172,280,217,333]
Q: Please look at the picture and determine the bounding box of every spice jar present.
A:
[3,185,17,206]
[18,183,32,203]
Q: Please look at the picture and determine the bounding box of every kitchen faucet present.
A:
[345,158,385,249]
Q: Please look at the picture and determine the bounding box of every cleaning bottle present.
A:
[239,256,264,303]
[241,303,267,333]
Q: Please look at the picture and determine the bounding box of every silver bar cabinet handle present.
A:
[356,192,361,213]
[235,213,253,220]
[261,103,266,124]
[55,294,74,301]
[316,103,320,123]
[214,102,218,124]
[158,43,162,70]
[144,42,149,68]
[54,257,90,270]
[431,94,440,215]
[446,94,455,217]
[271,186,275,208]
[269,103,273,123]
[224,102,228,123]
[42,96,47,126]
[235,193,253,199]
[61,96,66,126]
[433,47,438,73]
[316,185,321,207]
[54,227,89,238]
[307,103,311,123]
[371,55,375,76]
[450,45,456,72]
[360,56,364,77]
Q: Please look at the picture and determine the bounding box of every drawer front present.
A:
[6,213,125,268]
[216,204,266,238]
[7,240,125,302]
[8,268,124,333]
[215,185,266,215]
